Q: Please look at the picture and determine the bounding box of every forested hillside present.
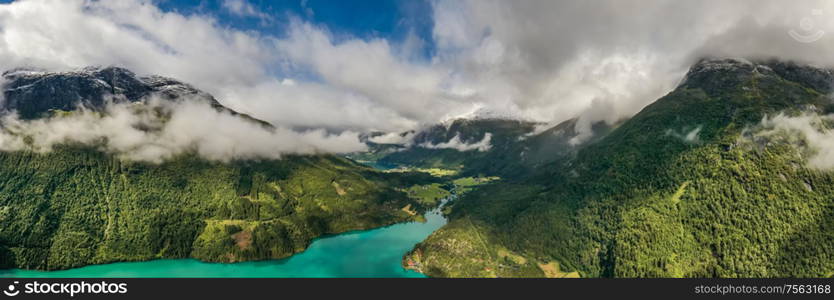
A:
[406,58,834,278]
[0,67,434,270]
[0,149,432,270]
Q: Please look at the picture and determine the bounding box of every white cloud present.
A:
[419,133,492,152]
[0,96,365,163]
[368,131,415,145]
[429,0,834,139]
[221,0,271,22]
[2,0,834,148]
[275,22,477,125]
[0,0,435,134]
[666,126,703,144]
[752,113,834,170]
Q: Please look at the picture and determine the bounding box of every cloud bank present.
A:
[751,113,834,170]
[0,97,366,163]
[368,131,416,145]
[430,0,834,133]
[666,126,703,144]
[419,133,492,152]
[2,0,834,149]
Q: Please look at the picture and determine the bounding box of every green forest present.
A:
[0,147,436,270]
[406,60,834,278]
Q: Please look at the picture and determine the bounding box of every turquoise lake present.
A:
[0,205,446,278]
[0,161,448,278]
[0,155,452,279]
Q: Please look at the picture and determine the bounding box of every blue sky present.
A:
[155,0,435,58]
[0,0,437,58]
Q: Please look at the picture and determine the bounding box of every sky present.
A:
[1,0,834,154]
[152,0,435,55]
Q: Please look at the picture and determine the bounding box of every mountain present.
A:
[366,118,611,179]
[405,58,834,278]
[1,67,270,126]
[376,118,538,176]
[0,67,433,270]
[3,67,213,117]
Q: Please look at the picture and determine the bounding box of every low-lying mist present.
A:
[418,133,493,152]
[0,97,366,163]
[746,112,834,170]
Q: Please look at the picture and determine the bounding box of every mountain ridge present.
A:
[0,66,272,126]
[404,57,834,278]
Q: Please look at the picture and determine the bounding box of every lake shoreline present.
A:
[0,194,453,278]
